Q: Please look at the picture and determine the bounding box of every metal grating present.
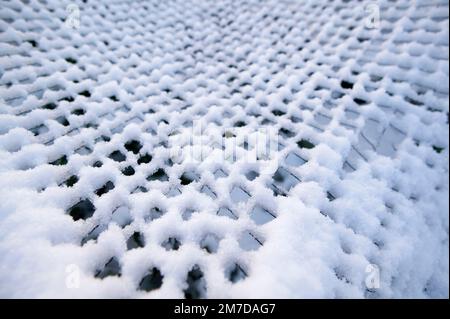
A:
[0,0,448,298]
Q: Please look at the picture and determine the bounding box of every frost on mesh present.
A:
[0,0,448,299]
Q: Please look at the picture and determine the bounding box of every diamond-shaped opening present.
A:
[64,175,79,187]
[124,140,142,154]
[279,127,295,138]
[290,115,302,123]
[433,145,444,154]
[127,232,145,250]
[75,146,92,155]
[95,257,121,279]
[111,206,132,227]
[139,267,163,292]
[93,160,103,168]
[95,181,115,197]
[79,90,91,98]
[180,171,199,185]
[245,170,259,181]
[217,206,238,220]
[327,191,336,201]
[270,166,300,194]
[56,116,70,126]
[315,113,331,125]
[108,150,126,162]
[71,108,85,116]
[297,139,315,149]
[166,186,181,197]
[184,265,206,299]
[354,97,368,105]
[145,206,165,222]
[250,206,276,225]
[137,153,152,164]
[161,237,181,251]
[234,120,246,127]
[182,208,197,221]
[285,152,307,167]
[42,102,57,110]
[341,80,354,89]
[68,199,95,221]
[65,57,77,64]
[200,185,216,198]
[50,155,67,166]
[230,186,251,203]
[226,263,248,283]
[30,124,49,136]
[272,109,286,116]
[200,233,221,254]
[213,168,228,179]
[147,168,168,181]
[81,224,106,245]
[122,165,135,176]
[238,232,263,251]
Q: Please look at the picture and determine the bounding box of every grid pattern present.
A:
[0,0,448,298]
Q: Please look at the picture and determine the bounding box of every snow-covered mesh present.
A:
[0,0,448,298]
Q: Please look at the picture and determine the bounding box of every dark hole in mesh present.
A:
[297,139,315,149]
[139,267,163,292]
[200,233,220,253]
[137,153,152,164]
[68,199,95,221]
[124,140,142,154]
[56,116,69,126]
[145,206,165,222]
[162,237,181,251]
[42,102,57,110]
[95,257,121,279]
[109,150,126,162]
[353,98,368,105]
[184,265,206,299]
[433,145,444,154]
[180,172,199,185]
[65,175,79,187]
[147,168,168,181]
[228,263,248,283]
[95,181,115,197]
[279,127,295,138]
[245,170,259,181]
[30,124,48,136]
[341,80,354,89]
[127,232,145,250]
[122,165,135,176]
[50,155,67,166]
[60,96,74,102]
[93,160,103,168]
[27,39,37,47]
[79,90,91,97]
[72,108,85,116]
[272,109,286,116]
[65,57,77,64]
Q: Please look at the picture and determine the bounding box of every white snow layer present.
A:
[0,0,448,298]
